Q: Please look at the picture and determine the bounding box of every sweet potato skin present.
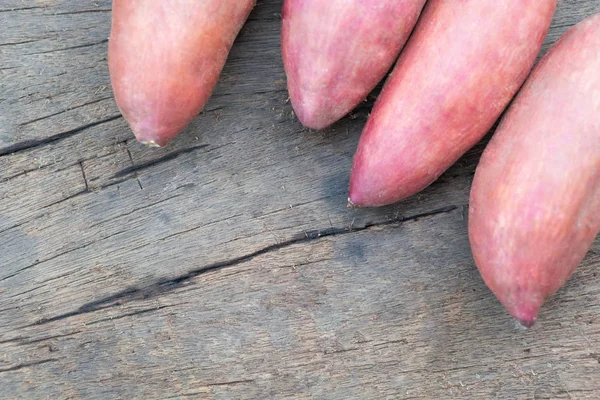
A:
[348,0,556,207]
[281,0,427,130]
[468,13,600,327]
[108,0,255,147]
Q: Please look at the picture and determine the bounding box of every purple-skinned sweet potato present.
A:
[108,0,255,147]
[348,0,556,207]
[281,0,427,130]
[468,13,600,328]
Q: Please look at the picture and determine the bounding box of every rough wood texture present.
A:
[1,1,599,399]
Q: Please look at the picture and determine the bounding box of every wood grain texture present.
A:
[1,1,599,399]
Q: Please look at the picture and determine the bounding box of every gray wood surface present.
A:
[1,1,599,399]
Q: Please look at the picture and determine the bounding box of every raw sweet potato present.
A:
[468,13,600,328]
[108,0,255,147]
[348,0,556,207]
[281,0,427,130]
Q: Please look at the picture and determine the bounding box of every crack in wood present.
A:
[85,304,185,326]
[125,147,143,190]
[79,161,89,192]
[2,148,128,188]
[113,144,211,178]
[132,213,243,247]
[0,306,20,313]
[0,336,30,345]
[0,222,23,236]
[1,229,128,283]
[205,379,256,387]
[373,339,409,347]
[7,271,74,299]
[0,6,48,13]
[0,169,35,184]
[7,282,51,299]
[165,379,256,398]
[202,105,223,113]
[0,38,42,47]
[1,158,85,184]
[256,195,335,218]
[0,358,59,373]
[111,138,237,185]
[93,178,131,191]
[8,331,82,346]
[41,188,88,209]
[87,193,185,229]
[323,347,360,355]
[54,9,111,15]
[23,205,459,327]
[23,38,108,56]
[17,88,68,102]
[0,115,122,157]
[19,96,112,127]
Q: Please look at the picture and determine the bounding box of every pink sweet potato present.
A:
[348,0,556,207]
[281,0,427,130]
[468,13,600,328]
[108,0,255,147]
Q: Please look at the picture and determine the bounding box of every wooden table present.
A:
[1,1,599,398]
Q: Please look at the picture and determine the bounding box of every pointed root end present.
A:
[289,90,338,131]
[139,140,162,148]
[504,298,542,330]
[515,317,536,329]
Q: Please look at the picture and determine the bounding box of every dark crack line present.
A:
[24,39,108,56]
[79,161,89,192]
[130,213,243,249]
[250,89,288,96]
[94,178,131,191]
[166,378,255,396]
[0,169,34,184]
[202,105,223,113]
[0,115,122,157]
[1,229,127,283]
[0,336,30,345]
[0,222,23,236]
[2,147,127,187]
[19,96,112,126]
[86,304,184,326]
[0,38,41,47]
[41,189,88,210]
[23,205,459,327]
[323,347,360,355]
[0,159,82,184]
[165,382,255,400]
[113,144,211,178]
[256,195,335,218]
[0,6,47,13]
[87,193,184,229]
[11,331,82,346]
[373,339,408,347]
[0,305,20,313]
[7,282,51,299]
[54,8,111,15]
[17,89,67,102]
[125,148,143,190]
[0,270,26,283]
[8,270,74,299]
[207,379,255,386]
[0,358,59,373]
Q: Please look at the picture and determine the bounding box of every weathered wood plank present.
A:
[1,0,599,399]
[1,211,599,399]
